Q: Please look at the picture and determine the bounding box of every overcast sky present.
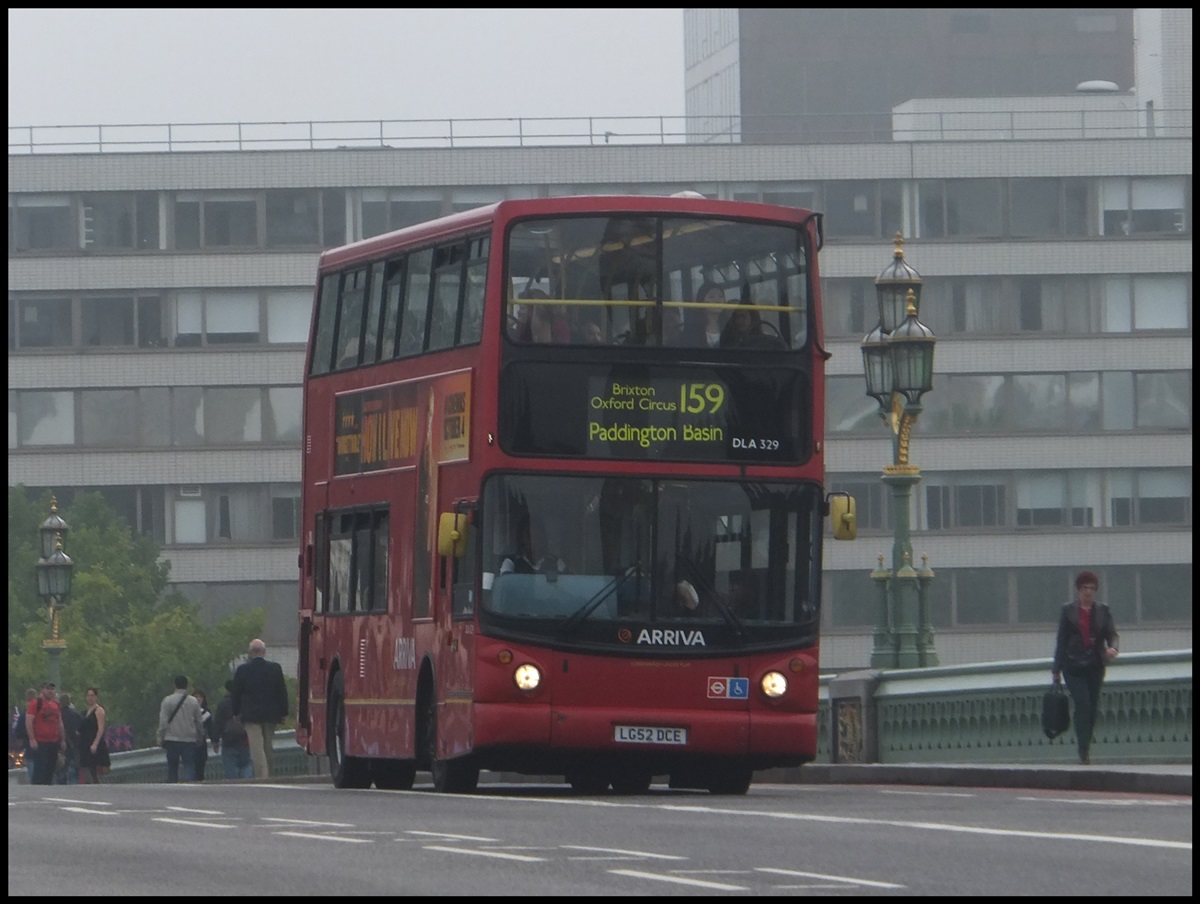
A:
[7,9,685,127]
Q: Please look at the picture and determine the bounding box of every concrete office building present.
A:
[684,8,1135,144]
[9,10,1190,674]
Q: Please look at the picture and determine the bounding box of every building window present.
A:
[82,296,135,347]
[1009,178,1087,237]
[15,297,72,347]
[360,189,443,239]
[926,476,1006,530]
[17,391,75,445]
[266,387,302,442]
[1100,177,1187,236]
[174,290,261,346]
[265,189,320,247]
[271,485,301,540]
[81,192,158,250]
[205,388,263,444]
[265,289,312,343]
[80,389,139,447]
[174,193,259,249]
[9,195,74,251]
[1136,372,1190,429]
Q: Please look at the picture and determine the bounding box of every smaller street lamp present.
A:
[36,496,73,687]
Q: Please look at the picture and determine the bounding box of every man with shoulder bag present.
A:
[156,675,205,782]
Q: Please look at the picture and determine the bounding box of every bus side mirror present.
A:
[828,493,857,541]
[438,512,468,557]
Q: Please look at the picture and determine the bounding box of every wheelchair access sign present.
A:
[707,677,749,699]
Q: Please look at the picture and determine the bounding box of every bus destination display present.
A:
[502,363,809,464]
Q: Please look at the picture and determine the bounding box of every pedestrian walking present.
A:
[1052,570,1119,764]
[231,639,289,778]
[25,682,65,785]
[13,688,37,781]
[56,691,83,785]
[212,680,253,780]
[156,676,205,782]
[78,687,111,784]
[194,689,216,782]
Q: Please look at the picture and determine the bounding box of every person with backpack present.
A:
[25,682,66,785]
[212,679,252,779]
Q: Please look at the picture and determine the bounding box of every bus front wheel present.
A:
[423,697,479,794]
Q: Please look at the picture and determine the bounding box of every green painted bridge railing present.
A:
[822,649,1192,765]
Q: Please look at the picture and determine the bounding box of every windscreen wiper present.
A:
[560,565,636,637]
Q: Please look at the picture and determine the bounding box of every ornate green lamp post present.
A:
[861,236,939,669]
[36,496,73,688]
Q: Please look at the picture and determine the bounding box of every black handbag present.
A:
[1042,682,1071,739]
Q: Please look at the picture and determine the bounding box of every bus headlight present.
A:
[760,671,788,698]
[513,663,541,691]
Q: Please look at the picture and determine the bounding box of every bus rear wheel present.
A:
[327,673,371,790]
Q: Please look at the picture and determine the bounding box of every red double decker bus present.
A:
[296,194,854,795]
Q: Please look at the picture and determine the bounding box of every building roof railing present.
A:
[7,110,1191,155]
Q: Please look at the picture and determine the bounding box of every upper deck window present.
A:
[505,215,810,350]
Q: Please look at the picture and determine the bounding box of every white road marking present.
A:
[45,797,111,805]
[166,805,225,815]
[1017,797,1190,807]
[757,866,905,889]
[561,844,686,860]
[423,844,545,862]
[152,817,237,829]
[609,869,747,891]
[657,803,1191,851]
[275,831,372,843]
[879,789,974,798]
[261,816,355,826]
[406,829,498,842]
[58,806,120,815]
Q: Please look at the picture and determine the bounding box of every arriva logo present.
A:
[635,628,706,646]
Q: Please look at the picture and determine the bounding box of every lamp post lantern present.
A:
[861,236,939,669]
[36,496,73,687]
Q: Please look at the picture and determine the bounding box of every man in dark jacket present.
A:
[1051,570,1119,765]
[231,638,289,778]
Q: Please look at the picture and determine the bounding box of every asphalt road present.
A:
[8,779,1191,895]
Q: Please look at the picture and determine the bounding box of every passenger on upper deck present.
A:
[690,282,726,348]
[515,289,570,343]
[719,298,762,348]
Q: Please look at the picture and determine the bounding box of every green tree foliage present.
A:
[7,487,266,747]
